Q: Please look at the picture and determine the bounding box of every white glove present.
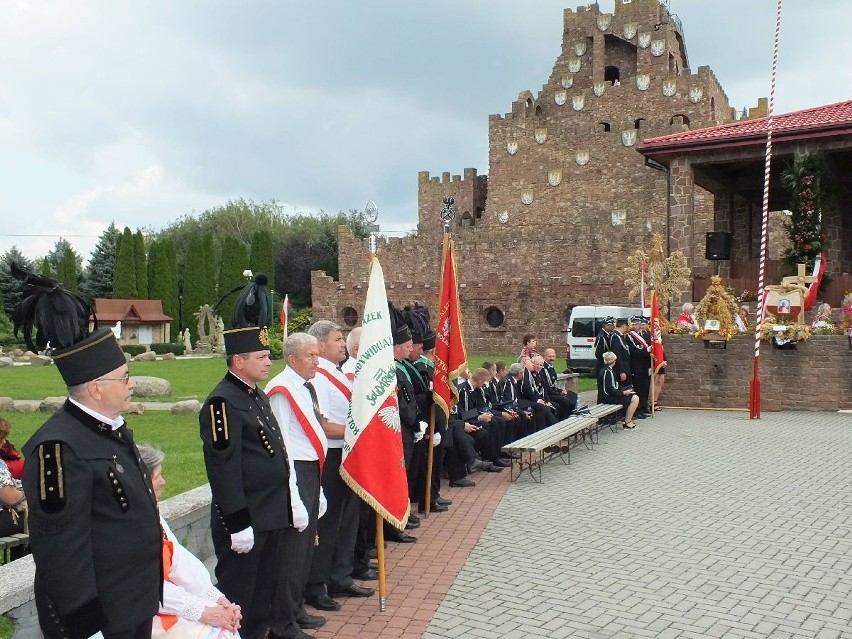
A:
[318,489,328,519]
[414,420,428,443]
[292,499,309,532]
[432,431,442,447]
[230,526,255,554]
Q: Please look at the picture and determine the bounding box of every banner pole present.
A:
[423,404,436,517]
[375,511,387,612]
[650,368,655,417]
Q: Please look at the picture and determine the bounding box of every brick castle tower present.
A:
[312,0,743,353]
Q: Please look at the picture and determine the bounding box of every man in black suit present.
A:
[627,316,653,419]
[608,318,633,388]
[519,356,558,431]
[541,348,578,419]
[202,326,296,639]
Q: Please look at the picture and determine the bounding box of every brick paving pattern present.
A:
[424,409,852,639]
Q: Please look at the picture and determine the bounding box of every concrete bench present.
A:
[501,415,597,483]
[556,372,580,395]
[0,533,29,565]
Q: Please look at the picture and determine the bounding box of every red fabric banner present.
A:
[804,251,826,311]
[433,234,468,422]
[650,291,666,374]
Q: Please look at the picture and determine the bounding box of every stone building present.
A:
[312,0,749,354]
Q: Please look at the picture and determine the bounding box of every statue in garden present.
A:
[193,305,216,354]
[182,328,193,354]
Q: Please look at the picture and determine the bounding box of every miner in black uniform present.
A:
[12,265,161,639]
[627,316,653,419]
[388,303,418,543]
[609,319,633,388]
[593,316,616,400]
[202,274,295,639]
[541,348,578,419]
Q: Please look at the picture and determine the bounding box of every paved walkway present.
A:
[423,409,852,639]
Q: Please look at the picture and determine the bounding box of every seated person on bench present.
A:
[598,351,640,430]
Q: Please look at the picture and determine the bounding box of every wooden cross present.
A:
[781,262,819,291]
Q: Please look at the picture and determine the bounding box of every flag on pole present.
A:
[279,294,290,338]
[804,251,826,311]
[433,234,468,422]
[649,291,666,375]
[340,258,409,530]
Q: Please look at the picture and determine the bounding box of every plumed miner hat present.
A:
[11,263,125,386]
[213,273,273,355]
[388,302,412,345]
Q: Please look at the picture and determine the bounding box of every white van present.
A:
[565,305,648,372]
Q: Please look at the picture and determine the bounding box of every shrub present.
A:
[150,343,185,356]
[122,345,147,357]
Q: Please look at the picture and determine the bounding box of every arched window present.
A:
[598,122,611,133]
[341,307,359,328]
[459,211,475,228]
[669,114,691,127]
[634,118,646,129]
[604,66,620,85]
[484,306,505,328]
[525,97,533,109]
[535,105,542,117]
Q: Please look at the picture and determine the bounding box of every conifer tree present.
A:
[0,247,34,318]
[38,257,52,278]
[113,227,138,298]
[249,229,275,291]
[57,246,79,292]
[148,239,180,341]
[81,222,121,303]
[218,236,249,326]
[134,229,148,299]
[183,233,216,339]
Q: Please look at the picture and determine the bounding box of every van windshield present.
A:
[571,318,595,338]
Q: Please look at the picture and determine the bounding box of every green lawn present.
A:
[1,353,595,502]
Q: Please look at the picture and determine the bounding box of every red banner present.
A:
[650,291,666,375]
[433,234,468,421]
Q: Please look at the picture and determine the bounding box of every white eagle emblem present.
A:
[378,406,401,433]
[438,318,451,345]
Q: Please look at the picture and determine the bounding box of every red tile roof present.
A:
[94,299,172,323]
[640,100,852,154]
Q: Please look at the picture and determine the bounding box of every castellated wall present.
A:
[313,0,742,354]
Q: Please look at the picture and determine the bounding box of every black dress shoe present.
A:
[305,593,341,612]
[484,464,504,472]
[387,531,417,543]
[408,513,421,524]
[635,413,647,419]
[329,583,375,598]
[435,496,452,506]
[367,548,378,559]
[450,478,476,487]
[419,502,448,513]
[405,519,420,530]
[352,567,379,581]
[492,458,512,467]
[296,609,327,629]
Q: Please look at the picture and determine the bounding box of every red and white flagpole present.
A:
[750,0,783,419]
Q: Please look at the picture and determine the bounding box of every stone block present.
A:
[0,357,13,368]
[171,400,201,415]
[132,376,172,397]
[161,352,177,361]
[13,400,40,413]
[0,397,13,411]
[40,397,66,413]
[125,402,145,415]
[133,350,157,362]
[29,355,51,367]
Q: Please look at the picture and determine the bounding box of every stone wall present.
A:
[0,485,213,638]
[312,0,738,352]
[660,335,852,411]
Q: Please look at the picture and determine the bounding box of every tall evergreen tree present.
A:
[183,233,216,340]
[46,238,83,276]
[134,229,148,299]
[249,229,275,291]
[0,247,35,318]
[81,222,121,303]
[57,247,79,292]
[217,236,249,326]
[148,239,180,341]
[113,227,138,298]
[38,257,52,278]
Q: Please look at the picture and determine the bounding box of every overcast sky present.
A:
[1,0,850,263]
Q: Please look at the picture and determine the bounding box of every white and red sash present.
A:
[316,366,352,401]
[628,330,650,352]
[266,385,326,474]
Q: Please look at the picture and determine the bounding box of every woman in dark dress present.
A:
[598,351,640,429]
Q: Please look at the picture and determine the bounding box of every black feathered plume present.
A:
[10,262,96,353]
[413,303,431,328]
[213,273,273,328]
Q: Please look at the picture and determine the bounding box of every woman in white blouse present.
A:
[137,444,242,638]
